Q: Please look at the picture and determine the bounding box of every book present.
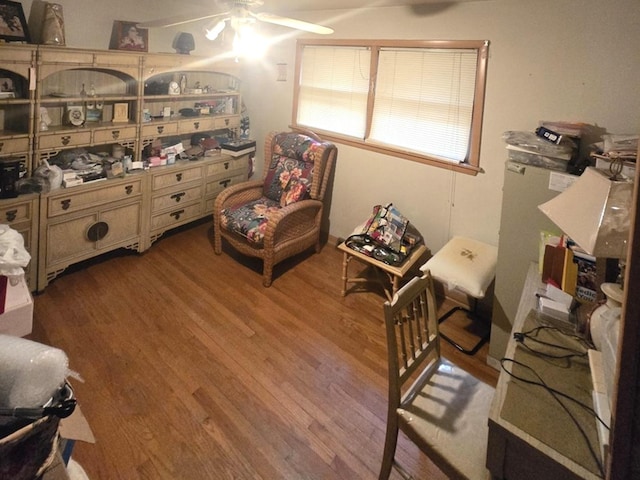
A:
[220,140,256,151]
[221,146,255,157]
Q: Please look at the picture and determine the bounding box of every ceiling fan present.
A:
[138,0,334,42]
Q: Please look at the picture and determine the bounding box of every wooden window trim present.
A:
[292,39,490,176]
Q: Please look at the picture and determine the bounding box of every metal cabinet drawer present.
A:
[152,165,202,191]
[178,117,216,133]
[38,131,92,150]
[152,185,203,213]
[150,202,202,231]
[93,125,137,143]
[206,156,246,177]
[0,200,34,225]
[205,172,247,198]
[47,179,142,217]
[0,137,29,155]
[141,122,178,138]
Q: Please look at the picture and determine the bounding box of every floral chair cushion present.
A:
[220,197,281,246]
[263,156,313,205]
[262,132,325,205]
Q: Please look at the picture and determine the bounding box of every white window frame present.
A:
[292,39,490,175]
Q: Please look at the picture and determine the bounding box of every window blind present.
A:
[369,48,478,163]
[296,45,371,138]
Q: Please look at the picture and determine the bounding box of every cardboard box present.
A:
[0,276,33,337]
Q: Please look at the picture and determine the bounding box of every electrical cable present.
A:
[500,357,606,477]
[512,325,592,359]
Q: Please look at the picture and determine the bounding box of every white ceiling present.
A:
[186,0,481,13]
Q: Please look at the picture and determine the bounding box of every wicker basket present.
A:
[0,415,59,479]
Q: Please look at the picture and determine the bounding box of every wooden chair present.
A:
[213,130,337,287]
[379,271,495,480]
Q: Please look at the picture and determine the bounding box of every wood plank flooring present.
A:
[29,220,498,480]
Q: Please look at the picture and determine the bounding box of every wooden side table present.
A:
[338,242,429,301]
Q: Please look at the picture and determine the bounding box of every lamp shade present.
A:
[538,167,632,258]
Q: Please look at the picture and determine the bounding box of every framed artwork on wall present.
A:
[0,0,30,43]
[109,20,148,52]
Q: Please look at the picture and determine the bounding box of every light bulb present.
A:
[205,20,226,41]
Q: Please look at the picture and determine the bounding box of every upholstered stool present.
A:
[420,236,498,355]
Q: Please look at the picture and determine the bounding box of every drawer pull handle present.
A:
[125,185,133,195]
[5,209,17,222]
[170,209,184,221]
[157,126,164,134]
[61,136,71,146]
[0,142,4,152]
[220,179,231,188]
[224,118,229,126]
[176,173,183,182]
[111,130,120,139]
[61,199,71,210]
[87,221,109,242]
[171,192,185,202]
[224,162,229,170]
[193,121,200,129]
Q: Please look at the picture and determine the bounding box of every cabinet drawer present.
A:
[0,137,29,155]
[152,185,203,213]
[205,172,247,198]
[93,125,137,143]
[47,179,142,217]
[0,200,35,225]
[152,166,202,191]
[214,115,240,129]
[151,202,202,231]
[177,117,216,133]
[141,122,178,138]
[206,157,246,177]
[38,131,92,150]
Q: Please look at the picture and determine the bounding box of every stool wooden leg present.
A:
[341,252,349,296]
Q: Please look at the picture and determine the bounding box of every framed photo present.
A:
[0,0,30,43]
[112,102,129,123]
[109,20,148,52]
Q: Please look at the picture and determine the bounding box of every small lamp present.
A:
[173,32,195,55]
[538,163,633,413]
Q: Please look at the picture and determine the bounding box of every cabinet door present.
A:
[46,202,141,265]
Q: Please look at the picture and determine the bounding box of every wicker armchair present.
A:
[213,131,337,287]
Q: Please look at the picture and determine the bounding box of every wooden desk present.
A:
[487,263,603,479]
[338,242,429,301]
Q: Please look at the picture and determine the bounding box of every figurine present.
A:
[39,107,52,132]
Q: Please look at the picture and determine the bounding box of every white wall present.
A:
[19,0,640,252]
[240,0,640,252]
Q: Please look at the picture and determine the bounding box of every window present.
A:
[293,39,489,175]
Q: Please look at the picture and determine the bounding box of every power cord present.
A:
[513,325,593,359]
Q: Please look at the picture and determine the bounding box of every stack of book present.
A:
[220,140,256,157]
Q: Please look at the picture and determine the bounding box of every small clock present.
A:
[168,81,180,95]
[66,105,85,126]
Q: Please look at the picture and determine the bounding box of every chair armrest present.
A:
[263,199,323,245]
[213,180,264,213]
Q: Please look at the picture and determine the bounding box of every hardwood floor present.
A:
[29,221,498,480]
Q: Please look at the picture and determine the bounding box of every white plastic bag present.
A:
[0,335,69,409]
[0,225,30,278]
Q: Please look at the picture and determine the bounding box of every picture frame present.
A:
[109,20,148,52]
[112,102,129,123]
[0,0,30,43]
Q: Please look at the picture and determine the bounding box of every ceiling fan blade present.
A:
[138,11,229,29]
[253,12,333,35]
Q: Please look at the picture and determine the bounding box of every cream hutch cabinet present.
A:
[0,45,38,289]
[0,45,248,292]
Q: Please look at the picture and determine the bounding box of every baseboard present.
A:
[486,354,501,371]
